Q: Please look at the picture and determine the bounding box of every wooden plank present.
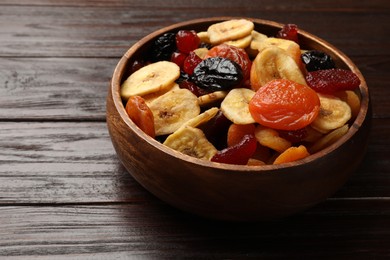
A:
[0,56,389,120]
[0,57,117,120]
[0,4,389,58]
[0,201,389,258]
[0,120,388,204]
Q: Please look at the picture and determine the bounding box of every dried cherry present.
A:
[175,30,200,54]
[211,134,257,165]
[183,51,202,75]
[276,24,299,44]
[192,57,244,91]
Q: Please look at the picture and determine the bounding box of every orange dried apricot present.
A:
[125,96,155,138]
[249,79,320,131]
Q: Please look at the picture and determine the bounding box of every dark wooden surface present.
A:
[1,0,389,258]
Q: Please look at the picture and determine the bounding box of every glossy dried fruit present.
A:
[176,30,201,54]
[183,51,202,75]
[273,145,310,165]
[276,24,299,44]
[227,123,256,147]
[150,33,177,61]
[205,44,252,80]
[192,57,244,91]
[211,134,257,165]
[125,96,155,138]
[179,80,209,97]
[306,68,361,94]
[249,79,320,131]
[301,50,335,72]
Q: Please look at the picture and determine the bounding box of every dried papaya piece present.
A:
[273,145,310,165]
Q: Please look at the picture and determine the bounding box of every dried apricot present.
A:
[227,123,256,147]
[249,79,320,131]
[125,96,155,138]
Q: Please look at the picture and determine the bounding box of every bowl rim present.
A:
[110,16,370,172]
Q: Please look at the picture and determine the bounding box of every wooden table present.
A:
[1,0,389,258]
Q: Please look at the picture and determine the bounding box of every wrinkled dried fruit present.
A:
[183,51,202,75]
[249,79,320,131]
[301,50,335,72]
[125,96,155,138]
[205,44,252,80]
[306,68,361,94]
[192,57,244,91]
[211,134,257,165]
[150,33,176,61]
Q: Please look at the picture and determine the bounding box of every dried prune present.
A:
[301,50,335,72]
[150,33,176,61]
[192,57,243,91]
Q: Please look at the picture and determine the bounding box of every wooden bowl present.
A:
[106,17,371,221]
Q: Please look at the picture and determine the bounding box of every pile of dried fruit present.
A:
[120,19,361,166]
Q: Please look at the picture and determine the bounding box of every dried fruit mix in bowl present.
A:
[120,19,361,166]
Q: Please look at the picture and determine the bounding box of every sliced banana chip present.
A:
[309,124,349,153]
[247,30,268,57]
[250,46,307,90]
[197,31,211,44]
[120,61,180,100]
[335,90,361,119]
[163,126,218,160]
[193,47,209,59]
[143,83,180,105]
[180,107,219,129]
[225,34,252,49]
[253,37,303,71]
[149,89,200,136]
[198,91,228,106]
[311,94,351,133]
[207,19,254,45]
[220,88,256,124]
[254,125,292,153]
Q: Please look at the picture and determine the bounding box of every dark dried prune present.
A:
[191,57,243,91]
[301,50,335,72]
[150,33,176,61]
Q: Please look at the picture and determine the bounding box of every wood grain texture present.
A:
[0,1,389,58]
[0,202,389,258]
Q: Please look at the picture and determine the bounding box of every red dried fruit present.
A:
[183,51,202,75]
[211,134,257,165]
[306,68,361,94]
[170,51,187,68]
[175,30,200,54]
[125,96,155,138]
[179,80,209,97]
[276,24,299,44]
[278,128,308,143]
[205,44,252,81]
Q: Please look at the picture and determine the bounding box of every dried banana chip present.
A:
[220,88,256,124]
[207,19,254,45]
[120,61,180,100]
[149,89,200,136]
[163,126,218,160]
[311,94,351,133]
